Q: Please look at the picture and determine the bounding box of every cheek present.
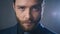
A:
[32,12,41,20]
[15,9,24,21]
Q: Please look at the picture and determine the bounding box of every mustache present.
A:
[22,20,34,24]
[17,18,35,24]
[21,18,35,24]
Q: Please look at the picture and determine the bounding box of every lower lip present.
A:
[23,23,32,26]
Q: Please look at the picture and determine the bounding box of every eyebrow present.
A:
[17,5,26,8]
[31,4,41,8]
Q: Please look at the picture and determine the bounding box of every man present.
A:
[0,0,55,34]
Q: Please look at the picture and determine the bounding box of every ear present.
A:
[13,3,15,9]
[13,3,16,11]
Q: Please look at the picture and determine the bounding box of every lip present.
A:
[23,22,32,25]
[24,22,31,24]
[24,21,32,24]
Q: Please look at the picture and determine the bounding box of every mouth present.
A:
[23,21,33,26]
[21,21,35,31]
[24,22,32,25]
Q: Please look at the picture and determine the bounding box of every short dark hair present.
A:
[13,0,43,4]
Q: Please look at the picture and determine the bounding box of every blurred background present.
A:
[0,0,60,34]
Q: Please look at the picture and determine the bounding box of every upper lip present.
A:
[24,21,32,23]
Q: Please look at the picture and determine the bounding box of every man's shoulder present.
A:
[37,24,56,34]
[41,27,55,34]
[0,24,17,34]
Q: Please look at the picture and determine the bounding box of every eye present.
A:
[31,6,40,11]
[18,6,25,11]
[32,7,40,12]
[33,7,38,10]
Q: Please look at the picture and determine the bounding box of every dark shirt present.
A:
[0,23,55,34]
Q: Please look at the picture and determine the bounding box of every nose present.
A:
[25,9,31,20]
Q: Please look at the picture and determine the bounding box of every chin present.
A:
[24,28,31,31]
[23,24,34,31]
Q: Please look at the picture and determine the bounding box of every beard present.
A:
[16,15,41,31]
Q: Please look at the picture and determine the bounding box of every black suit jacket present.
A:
[0,23,55,34]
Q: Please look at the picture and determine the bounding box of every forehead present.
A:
[15,0,39,7]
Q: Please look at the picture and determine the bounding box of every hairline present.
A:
[13,0,43,4]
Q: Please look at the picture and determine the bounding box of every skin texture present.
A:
[13,0,42,31]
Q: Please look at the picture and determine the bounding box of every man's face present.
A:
[13,0,42,31]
